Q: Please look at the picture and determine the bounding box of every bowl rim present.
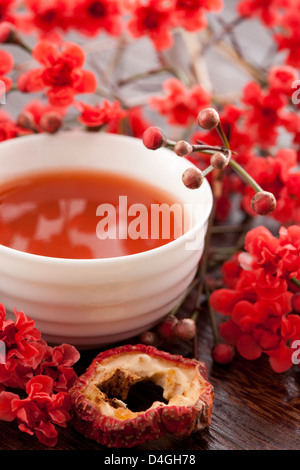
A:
[0,131,213,266]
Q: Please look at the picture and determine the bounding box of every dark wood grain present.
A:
[0,301,299,451]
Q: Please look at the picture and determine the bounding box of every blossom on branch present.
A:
[149,78,211,126]
[17,41,97,107]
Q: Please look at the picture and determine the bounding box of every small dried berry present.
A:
[182,167,204,189]
[174,140,193,157]
[210,152,228,170]
[251,191,276,215]
[39,111,62,134]
[211,343,235,365]
[157,315,178,341]
[139,330,159,346]
[174,318,196,341]
[16,111,37,131]
[142,127,166,150]
[197,108,220,130]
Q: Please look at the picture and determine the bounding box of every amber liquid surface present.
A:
[0,170,185,259]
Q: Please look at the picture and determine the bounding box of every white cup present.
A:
[0,131,213,348]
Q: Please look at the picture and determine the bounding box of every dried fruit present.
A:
[69,344,214,448]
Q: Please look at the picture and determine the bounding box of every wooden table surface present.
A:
[1,299,299,451]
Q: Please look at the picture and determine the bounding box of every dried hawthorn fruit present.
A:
[69,344,214,448]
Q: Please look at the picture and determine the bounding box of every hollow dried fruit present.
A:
[69,344,214,448]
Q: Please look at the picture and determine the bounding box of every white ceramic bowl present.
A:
[0,131,213,348]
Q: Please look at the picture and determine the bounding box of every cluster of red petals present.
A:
[0,0,223,47]
[17,41,97,107]
[0,0,17,25]
[149,78,211,126]
[0,304,80,446]
[72,0,123,37]
[272,1,300,69]
[0,375,71,447]
[241,81,287,149]
[237,0,300,70]
[210,225,300,373]
[237,0,290,27]
[75,99,126,128]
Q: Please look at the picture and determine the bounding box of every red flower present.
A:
[17,41,97,107]
[0,305,79,391]
[149,78,211,126]
[0,375,71,447]
[127,0,175,51]
[241,81,286,149]
[75,99,126,127]
[243,226,279,270]
[237,0,288,27]
[71,0,123,37]
[210,225,300,372]
[0,0,17,25]
[268,65,299,97]
[37,343,80,392]
[273,5,300,68]
[172,0,223,32]
[20,0,72,35]
[0,49,14,96]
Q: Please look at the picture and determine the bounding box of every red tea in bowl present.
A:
[0,169,187,259]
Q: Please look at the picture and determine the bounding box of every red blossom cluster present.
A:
[209,225,300,373]
[0,305,80,446]
[0,0,222,49]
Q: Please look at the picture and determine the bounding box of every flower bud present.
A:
[251,191,276,215]
[197,108,220,130]
[211,343,235,365]
[39,111,62,134]
[174,140,193,157]
[0,22,16,43]
[182,167,204,189]
[174,318,196,341]
[142,126,166,150]
[210,152,228,170]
